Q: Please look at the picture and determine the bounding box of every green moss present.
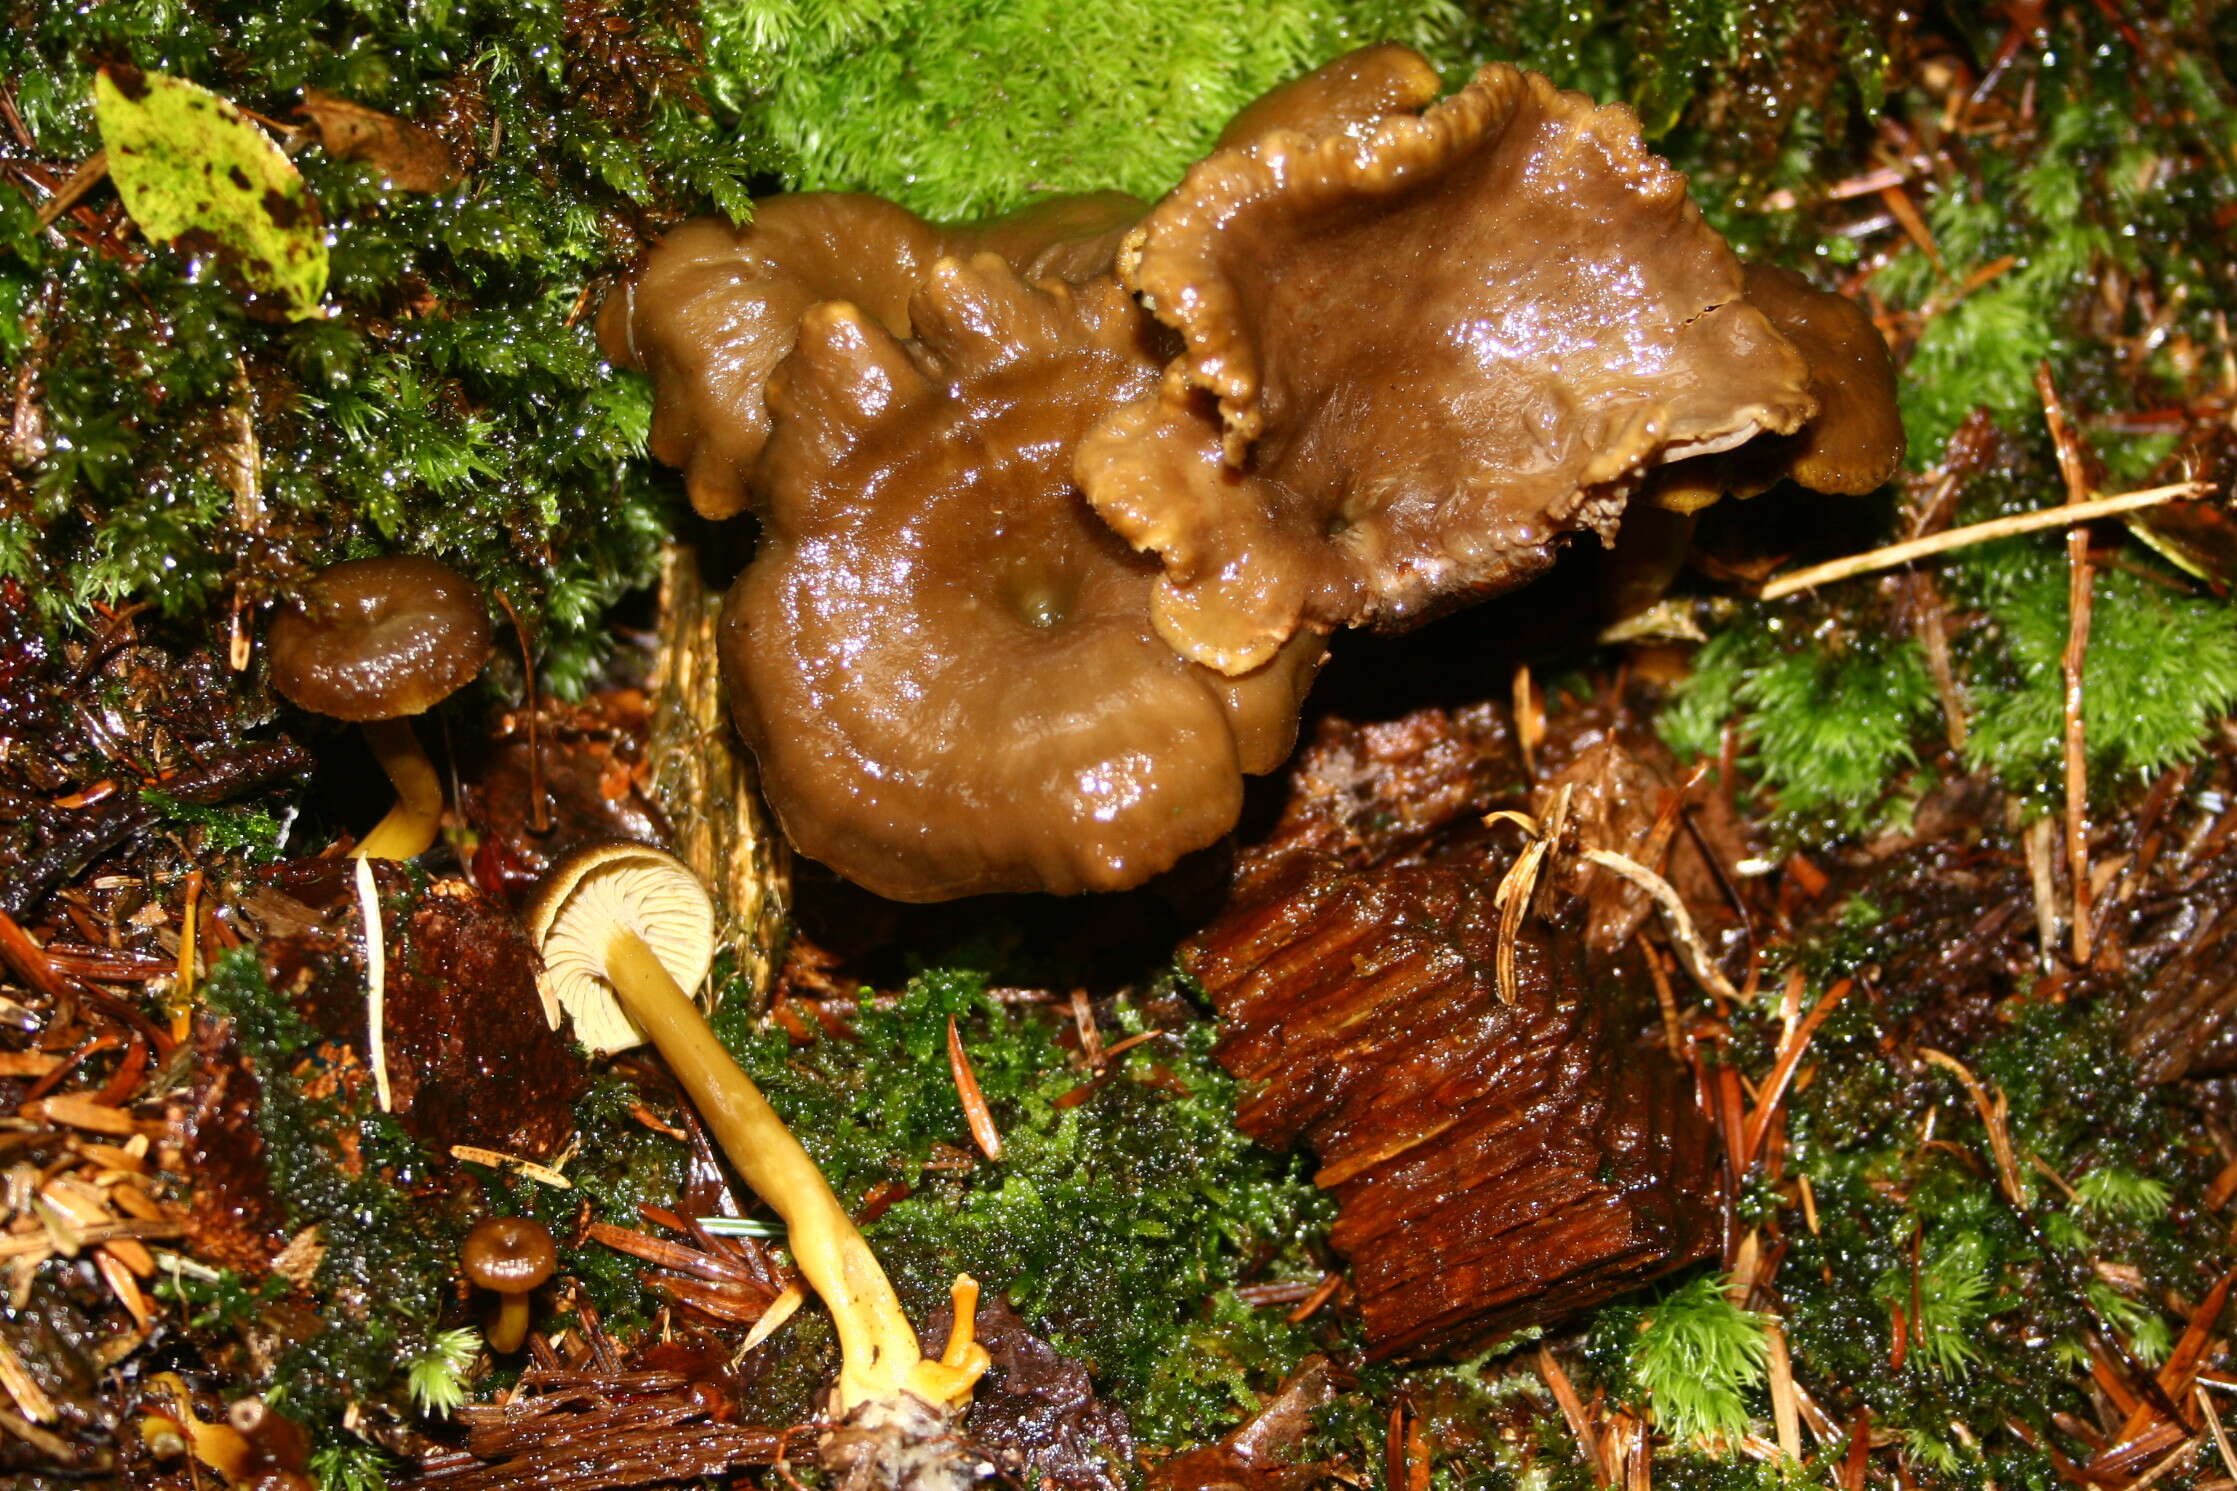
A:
[1660,606,1937,830]
[1956,545,2237,795]
[199,948,468,1426]
[712,966,1331,1448]
[1588,1273,1769,1445]
[2,0,771,685]
[703,0,1471,220]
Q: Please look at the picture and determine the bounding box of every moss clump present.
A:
[2,0,772,687]
[1587,1274,1770,1446]
[703,0,1471,220]
[1660,605,1938,831]
[713,966,1332,1448]
[199,948,468,1430]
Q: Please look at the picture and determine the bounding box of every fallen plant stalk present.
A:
[1757,482,2211,600]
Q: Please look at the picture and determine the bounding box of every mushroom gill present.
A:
[720,256,1324,901]
[597,191,1143,520]
[1076,58,1819,674]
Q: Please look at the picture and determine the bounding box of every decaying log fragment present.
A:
[646,542,789,1003]
[1186,706,1721,1359]
[412,1361,783,1490]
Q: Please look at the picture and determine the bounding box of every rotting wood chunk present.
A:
[246,858,585,1158]
[1187,708,1721,1359]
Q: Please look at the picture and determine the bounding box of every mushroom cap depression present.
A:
[599,192,1142,521]
[1076,54,1817,674]
[460,1215,558,1294]
[722,256,1325,902]
[265,555,493,722]
[525,841,717,1055]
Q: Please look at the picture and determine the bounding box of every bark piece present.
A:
[1187,840,1720,1359]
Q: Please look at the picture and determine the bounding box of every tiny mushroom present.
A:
[266,555,493,860]
[526,841,991,1422]
[460,1214,558,1353]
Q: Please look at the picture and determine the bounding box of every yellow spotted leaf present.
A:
[92,64,327,321]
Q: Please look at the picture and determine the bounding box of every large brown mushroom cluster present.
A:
[602,45,1903,902]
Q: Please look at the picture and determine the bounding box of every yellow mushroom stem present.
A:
[602,926,990,1413]
[353,717,445,861]
[488,1291,533,1354]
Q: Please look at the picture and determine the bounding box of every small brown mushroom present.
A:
[598,192,1141,521]
[266,555,493,860]
[1077,54,1817,673]
[461,1215,557,1354]
[721,256,1323,900]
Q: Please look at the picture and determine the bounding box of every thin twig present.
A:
[1742,979,1852,1165]
[947,1015,1002,1163]
[492,589,550,837]
[354,856,391,1113]
[2039,365,2096,966]
[1757,482,2209,599]
[2200,1386,2237,1484]
[32,150,106,230]
[1581,849,1739,1003]
[1919,1048,2026,1209]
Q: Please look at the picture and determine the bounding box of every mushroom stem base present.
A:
[353,717,445,861]
[601,928,983,1412]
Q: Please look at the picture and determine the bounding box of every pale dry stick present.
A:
[1756,482,2210,600]
[2039,364,2096,966]
[1580,849,1740,1004]
[1765,1318,1803,1461]
[353,856,391,1113]
[2024,815,2063,971]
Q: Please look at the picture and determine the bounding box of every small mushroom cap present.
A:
[266,555,493,721]
[460,1215,557,1293]
[724,256,1320,901]
[1080,54,1815,673]
[524,842,716,1055]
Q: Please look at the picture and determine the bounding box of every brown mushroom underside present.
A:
[720,257,1324,901]
[1077,61,1818,674]
[1644,261,1907,514]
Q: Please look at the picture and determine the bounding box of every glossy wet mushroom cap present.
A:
[723,255,1323,901]
[599,191,1142,522]
[524,841,717,1055]
[266,555,493,722]
[1721,262,1906,498]
[460,1215,558,1295]
[1079,52,1816,673]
